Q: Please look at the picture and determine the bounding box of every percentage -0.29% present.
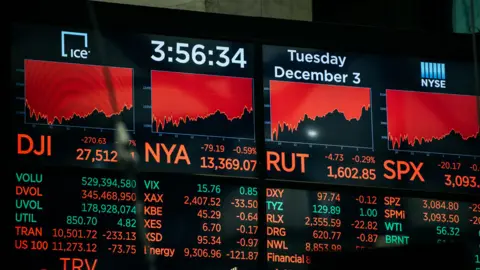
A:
[325,153,376,164]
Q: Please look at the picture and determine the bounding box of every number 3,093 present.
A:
[151,41,247,68]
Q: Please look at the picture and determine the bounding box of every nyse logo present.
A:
[420,62,446,88]
[61,31,89,59]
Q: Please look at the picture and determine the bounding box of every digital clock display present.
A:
[151,40,247,68]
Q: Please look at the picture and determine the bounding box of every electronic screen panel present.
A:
[266,187,480,270]
[11,18,480,270]
[13,169,259,270]
[263,45,480,194]
[12,23,256,177]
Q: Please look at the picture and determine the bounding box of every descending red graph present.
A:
[25,60,133,127]
[269,80,371,140]
[386,89,479,149]
[151,71,253,136]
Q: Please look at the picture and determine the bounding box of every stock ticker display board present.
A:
[11,19,480,270]
[13,169,260,270]
[264,187,480,269]
[12,23,257,177]
[12,169,480,270]
[263,45,480,194]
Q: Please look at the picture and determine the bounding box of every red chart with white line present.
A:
[386,89,480,157]
[268,80,373,148]
[24,60,134,130]
[150,71,254,139]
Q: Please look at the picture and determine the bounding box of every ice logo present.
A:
[61,31,89,59]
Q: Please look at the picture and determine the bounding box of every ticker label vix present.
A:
[61,30,90,59]
[420,62,446,89]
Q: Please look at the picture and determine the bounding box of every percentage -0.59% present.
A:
[201,144,257,155]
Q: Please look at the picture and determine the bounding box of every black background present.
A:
[9,2,480,270]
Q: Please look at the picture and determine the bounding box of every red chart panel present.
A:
[386,89,479,157]
[151,71,254,139]
[269,80,372,148]
[25,60,134,130]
